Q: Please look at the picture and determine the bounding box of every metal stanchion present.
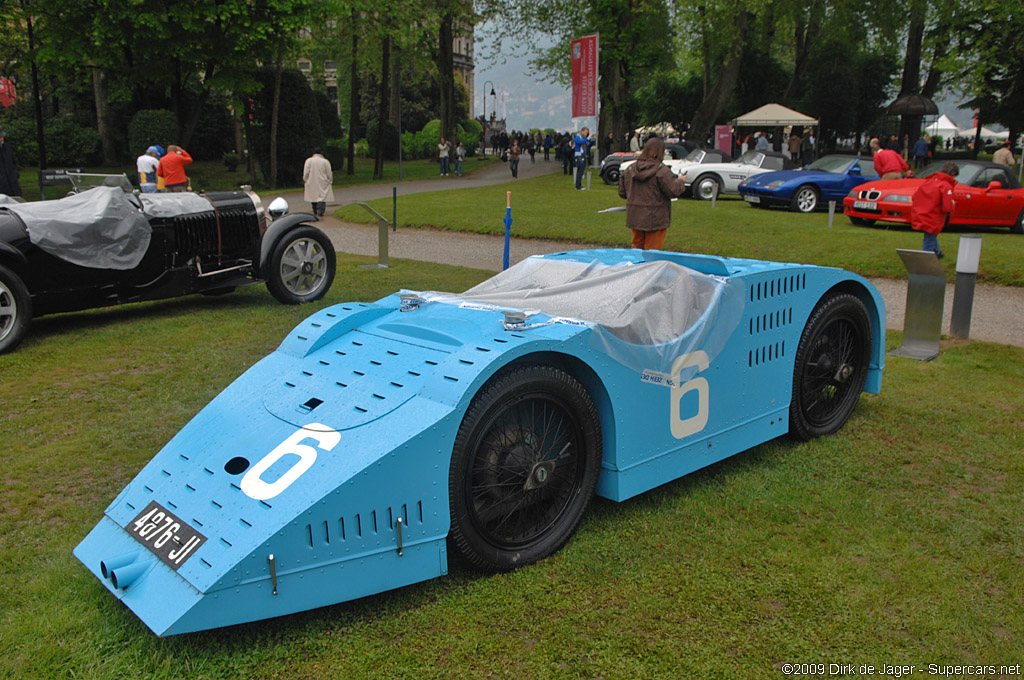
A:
[354,202,390,269]
[889,249,946,361]
[951,235,982,339]
[827,200,836,228]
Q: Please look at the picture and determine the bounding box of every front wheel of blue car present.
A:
[0,264,31,355]
[449,364,602,572]
[789,293,871,441]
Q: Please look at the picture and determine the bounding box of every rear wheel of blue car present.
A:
[790,185,819,213]
[266,226,336,304]
[790,293,871,441]
[0,264,31,355]
[449,364,602,572]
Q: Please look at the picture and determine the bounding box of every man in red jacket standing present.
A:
[158,144,193,192]
[910,161,959,259]
[870,137,909,179]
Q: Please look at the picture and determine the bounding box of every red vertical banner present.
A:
[571,34,598,118]
[715,125,732,155]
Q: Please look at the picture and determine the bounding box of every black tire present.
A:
[1012,208,1024,235]
[789,293,872,441]
[848,216,877,227]
[265,226,336,304]
[693,174,720,201]
[449,364,602,572]
[601,167,620,185]
[790,185,819,213]
[0,264,31,354]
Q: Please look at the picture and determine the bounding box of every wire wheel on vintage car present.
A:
[790,185,820,213]
[0,264,31,355]
[449,364,602,572]
[265,226,337,304]
[693,174,721,201]
[601,167,620,185]
[789,293,872,441]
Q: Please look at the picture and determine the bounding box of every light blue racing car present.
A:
[75,248,885,635]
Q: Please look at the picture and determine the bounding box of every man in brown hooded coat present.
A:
[617,136,688,250]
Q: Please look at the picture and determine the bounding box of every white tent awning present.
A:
[924,114,959,138]
[731,103,819,127]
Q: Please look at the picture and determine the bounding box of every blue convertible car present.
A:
[75,248,885,635]
[737,155,879,213]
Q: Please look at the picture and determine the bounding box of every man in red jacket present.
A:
[870,137,909,179]
[910,161,959,258]
[157,144,193,192]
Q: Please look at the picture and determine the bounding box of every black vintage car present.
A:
[0,174,336,353]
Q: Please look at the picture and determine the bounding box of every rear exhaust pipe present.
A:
[100,552,139,580]
[110,560,151,590]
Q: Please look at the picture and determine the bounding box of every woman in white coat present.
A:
[303,148,334,217]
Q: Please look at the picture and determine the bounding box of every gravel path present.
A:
[279,158,1024,349]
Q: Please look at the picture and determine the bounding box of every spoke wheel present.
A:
[265,226,336,304]
[449,364,601,572]
[0,264,31,354]
[602,167,620,185]
[790,185,819,213]
[789,293,872,441]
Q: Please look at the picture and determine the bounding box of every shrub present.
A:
[458,119,482,156]
[3,115,100,167]
[366,118,400,160]
[247,67,324,186]
[411,120,442,160]
[128,110,177,157]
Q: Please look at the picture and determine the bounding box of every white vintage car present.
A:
[619,147,732,184]
[681,150,797,200]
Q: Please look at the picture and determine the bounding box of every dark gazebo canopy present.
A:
[886,93,939,116]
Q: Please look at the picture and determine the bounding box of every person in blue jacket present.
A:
[573,127,595,190]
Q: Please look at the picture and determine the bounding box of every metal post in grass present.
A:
[889,249,945,361]
[393,187,397,232]
[503,191,512,270]
[355,202,390,269]
[951,235,982,339]
[828,200,836,228]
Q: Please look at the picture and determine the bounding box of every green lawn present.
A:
[1,254,1022,679]
[338,172,1024,287]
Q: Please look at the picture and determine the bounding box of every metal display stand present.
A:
[355,202,390,269]
[889,249,946,361]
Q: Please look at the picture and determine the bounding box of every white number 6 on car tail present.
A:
[670,351,710,439]
[241,424,341,500]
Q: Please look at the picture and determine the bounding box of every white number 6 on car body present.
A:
[242,424,341,500]
[670,351,710,439]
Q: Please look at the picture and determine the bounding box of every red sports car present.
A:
[843,160,1024,234]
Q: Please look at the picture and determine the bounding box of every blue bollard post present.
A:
[503,191,512,270]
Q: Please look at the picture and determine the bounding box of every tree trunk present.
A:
[373,35,390,181]
[689,10,752,143]
[269,38,284,189]
[25,12,46,170]
[438,11,456,143]
[182,65,215,148]
[347,9,359,176]
[92,69,118,165]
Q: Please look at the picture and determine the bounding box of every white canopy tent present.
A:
[731,103,819,128]
[924,114,960,139]
[957,126,1007,139]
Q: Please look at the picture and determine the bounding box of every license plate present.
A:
[127,501,207,571]
[853,200,877,210]
[743,195,760,204]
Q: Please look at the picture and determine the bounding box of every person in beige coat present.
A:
[617,136,688,250]
[303,148,334,216]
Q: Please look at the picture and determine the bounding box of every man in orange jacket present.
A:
[910,161,959,259]
[157,145,193,192]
